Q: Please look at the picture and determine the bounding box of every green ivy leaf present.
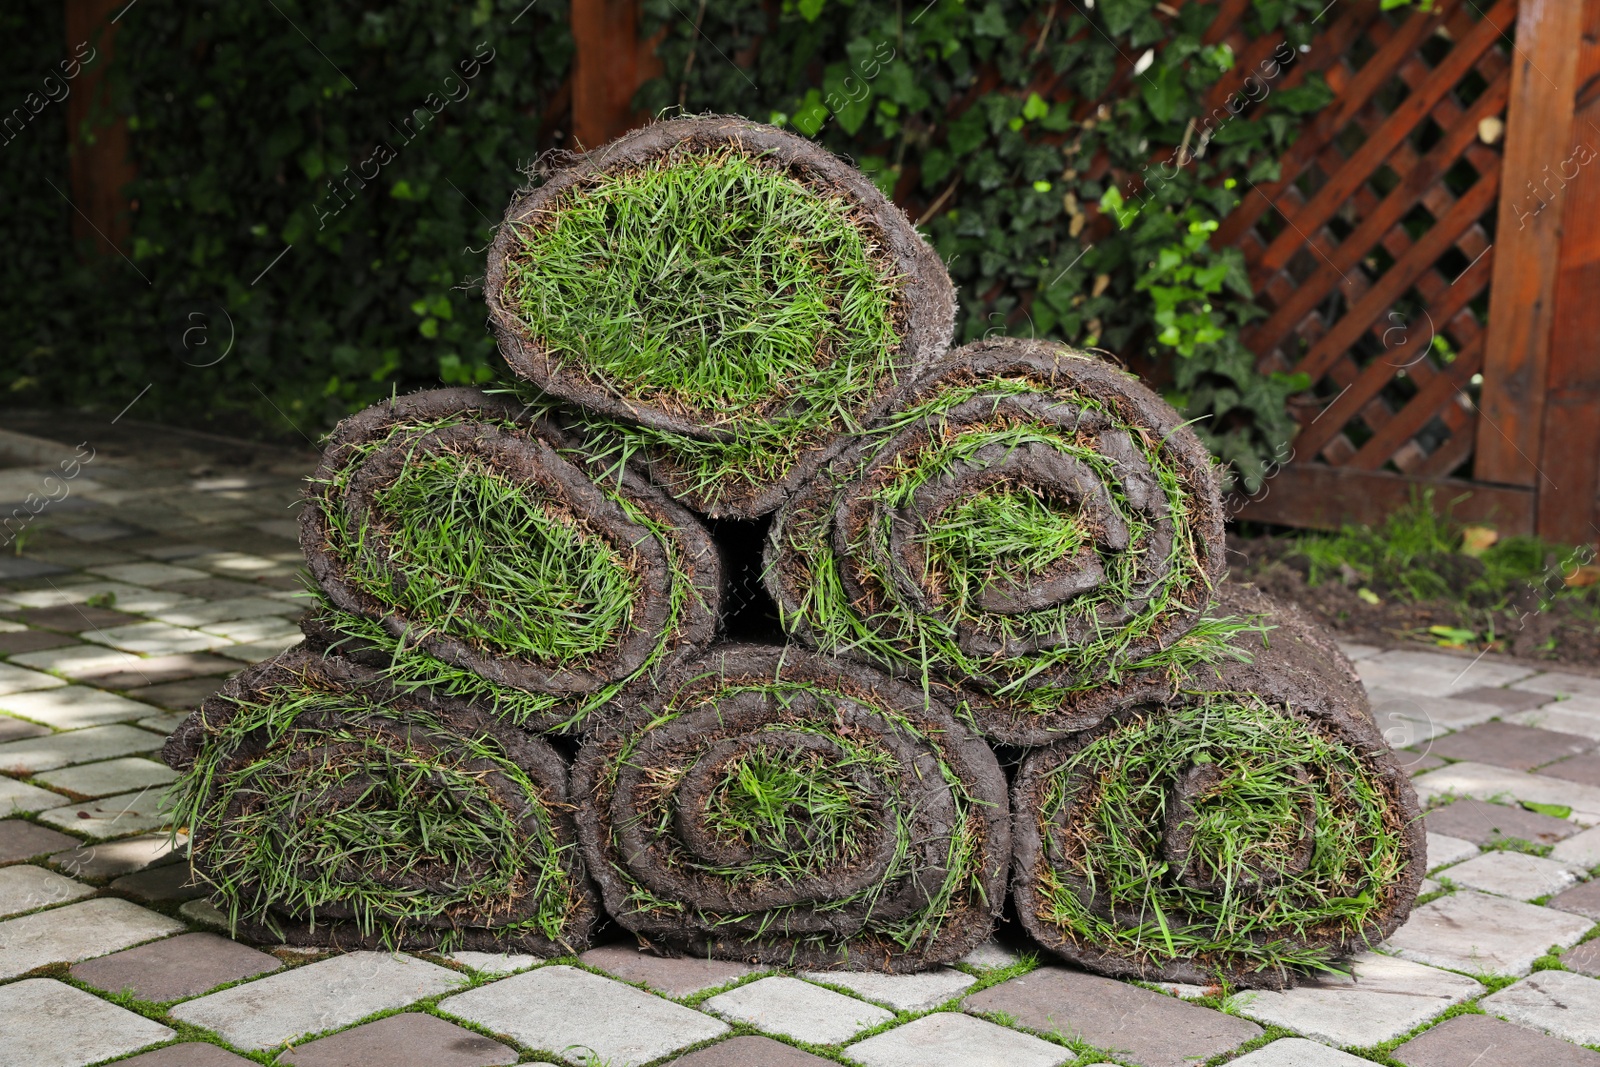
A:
[797,0,826,21]
[1140,64,1185,124]
[1100,0,1155,36]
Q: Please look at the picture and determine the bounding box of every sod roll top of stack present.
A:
[485,115,956,519]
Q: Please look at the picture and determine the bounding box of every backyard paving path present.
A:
[1,417,1599,1065]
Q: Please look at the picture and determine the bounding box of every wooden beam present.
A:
[63,0,135,256]
[1535,0,1600,546]
[570,0,655,149]
[1476,0,1586,487]
[1232,463,1535,533]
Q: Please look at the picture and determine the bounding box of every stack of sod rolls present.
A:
[163,115,1423,985]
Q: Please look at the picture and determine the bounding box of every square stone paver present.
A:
[668,1035,834,1066]
[1426,799,1577,847]
[704,975,893,1045]
[2,582,186,614]
[1482,969,1600,1046]
[1426,831,1480,869]
[802,967,976,1011]
[0,863,94,917]
[1549,880,1600,920]
[1563,939,1600,977]
[9,643,147,678]
[959,939,1020,970]
[114,1043,257,1065]
[1386,890,1593,976]
[0,819,77,862]
[215,633,302,662]
[170,951,463,1051]
[0,662,68,695]
[1442,851,1582,899]
[112,860,210,903]
[963,967,1261,1067]
[1554,827,1600,871]
[847,1011,1070,1067]
[37,787,172,838]
[87,562,211,586]
[35,757,177,798]
[0,714,50,742]
[1359,651,1533,695]
[445,950,542,975]
[1516,672,1600,701]
[126,677,226,712]
[72,932,281,1002]
[73,653,238,690]
[1456,686,1556,712]
[0,723,166,774]
[1368,688,1502,736]
[0,629,77,655]
[51,832,185,877]
[83,622,233,655]
[280,1012,518,1067]
[579,943,759,996]
[440,964,727,1067]
[0,776,64,816]
[1413,762,1600,823]
[7,604,141,632]
[1507,697,1600,741]
[0,896,185,978]
[1540,754,1600,787]
[150,597,303,628]
[1393,1013,1600,1066]
[0,685,161,729]
[0,978,175,1067]
[201,616,300,643]
[1229,1039,1374,1066]
[1225,952,1482,1046]
[1429,722,1594,770]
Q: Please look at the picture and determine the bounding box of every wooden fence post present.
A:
[570,0,655,149]
[63,0,135,256]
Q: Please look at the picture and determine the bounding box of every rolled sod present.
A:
[765,337,1230,744]
[1010,586,1425,989]
[571,644,1010,971]
[486,115,955,518]
[299,387,720,734]
[162,646,599,955]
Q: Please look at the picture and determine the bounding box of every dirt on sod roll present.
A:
[571,643,1010,972]
[487,115,955,518]
[765,337,1231,745]
[299,387,720,734]
[1010,585,1424,989]
[162,645,598,955]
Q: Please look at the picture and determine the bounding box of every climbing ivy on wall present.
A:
[636,0,1384,490]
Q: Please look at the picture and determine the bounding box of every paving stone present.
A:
[75,652,238,690]
[1508,697,1600,741]
[440,964,727,1067]
[0,713,49,742]
[171,950,463,1051]
[1406,752,1447,774]
[0,978,176,1067]
[962,967,1261,1067]
[1337,642,1382,661]
[1360,651,1534,696]
[72,931,281,1002]
[114,1043,257,1066]
[0,775,64,816]
[279,1012,518,1067]
[1427,831,1480,869]
[1516,671,1600,701]
[0,896,185,978]
[139,712,188,736]
[667,1035,833,1066]
[705,975,892,1044]
[1482,969,1600,1046]
[35,756,177,798]
[1369,688,1503,739]
[160,577,272,601]
[847,1011,1070,1067]
[1554,827,1600,870]
[0,819,77,862]
[58,520,144,543]
[37,787,172,838]
[1443,851,1581,899]
[84,621,234,655]
[0,661,68,695]
[445,950,542,975]
[1394,1012,1600,1067]
[0,628,77,655]
[1540,754,1600,787]
[1427,799,1577,847]
[1229,1039,1373,1065]
[51,832,186,877]
[1563,939,1600,977]
[0,863,94,916]
[0,581,180,613]
[151,597,304,628]
[0,723,166,773]
[127,677,227,712]
[0,685,162,730]
[0,558,70,581]
[1549,880,1600,920]
[10,643,146,678]
[215,633,303,662]
[1386,890,1593,976]
[88,562,211,586]
[1455,685,1557,712]
[9,604,141,632]
[802,967,976,1011]
[1430,722,1595,770]
[200,615,301,644]
[1419,877,1443,895]
[112,859,210,903]
[959,939,1021,970]
[179,898,228,929]
[579,944,758,997]
[1225,952,1483,1046]
[1414,762,1600,823]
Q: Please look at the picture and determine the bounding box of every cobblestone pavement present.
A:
[2,420,1599,1066]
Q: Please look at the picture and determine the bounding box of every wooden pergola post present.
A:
[569,0,658,149]
[63,0,136,256]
